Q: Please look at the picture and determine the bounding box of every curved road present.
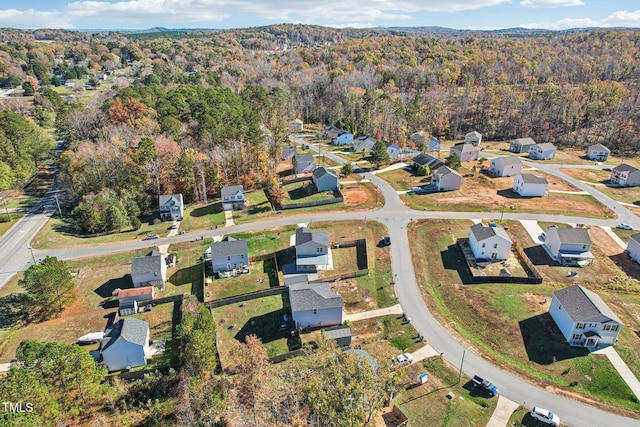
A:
[1,140,638,426]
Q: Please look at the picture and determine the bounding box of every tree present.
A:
[417,164,430,176]
[178,301,218,378]
[340,162,354,176]
[370,140,390,167]
[22,81,34,96]
[445,153,461,170]
[18,256,75,319]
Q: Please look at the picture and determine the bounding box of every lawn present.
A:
[407,219,640,416]
[558,167,612,184]
[507,406,568,427]
[179,202,226,231]
[204,258,278,301]
[282,181,336,203]
[0,213,25,238]
[377,166,431,191]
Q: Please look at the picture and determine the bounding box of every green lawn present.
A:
[205,259,278,301]
[377,167,429,191]
[282,181,336,204]
[179,202,226,232]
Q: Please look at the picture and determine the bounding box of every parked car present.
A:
[393,352,414,366]
[471,375,498,397]
[383,236,391,246]
[169,222,179,229]
[617,223,633,230]
[144,234,160,240]
[539,232,546,241]
[530,407,560,427]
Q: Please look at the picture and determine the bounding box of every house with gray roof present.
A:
[353,135,376,152]
[281,145,297,160]
[468,223,512,261]
[289,282,343,329]
[464,131,482,146]
[209,237,249,273]
[587,144,610,161]
[323,324,352,347]
[131,251,167,290]
[450,143,480,162]
[295,227,330,271]
[159,194,184,221]
[489,156,522,177]
[549,285,623,348]
[292,152,316,174]
[118,286,155,316]
[513,173,548,197]
[509,137,536,154]
[312,166,339,192]
[528,142,557,160]
[543,226,594,266]
[385,142,401,159]
[610,163,640,187]
[412,153,443,171]
[99,318,150,371]
[432,165,462,191]
[221,185,245,211]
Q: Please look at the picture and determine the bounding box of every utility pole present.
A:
[458,349,466,384]
[0,191,9,221]
[28,246,36,264]
[54,193,62,218]
[500,201,506,222]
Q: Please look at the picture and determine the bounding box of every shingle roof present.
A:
[323,324,352,340]
[413,153,442,167]
[101,318,149,351]
[630,233,640,244]
[221,185,243,199]
[296,227,328,247]
[511,137,536,145]
[289,282,343,312]
[613,163,639,173]
[553,285,623,324]
[159,194,183,209]
[433,165,460,178]
[210,238,248,259]
[535,142,556,151]
[589,143,609,152]
[118,287,154,299]
[294,153,314,163]
[549,226,592,245]
[312,166,338,179]
[493,156,522,166]
[131,254,163,276]
[465,131,482,139]
[470,223,512,243]
[520,174,548,184]
[452,143,479,153]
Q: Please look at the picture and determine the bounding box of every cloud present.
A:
[0,8,75,29]
[520,0,583,8]
[523,9,640,30]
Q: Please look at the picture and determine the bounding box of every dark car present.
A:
[471,375,498,397]
[383,236,391,246]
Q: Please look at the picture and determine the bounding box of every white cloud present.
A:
[523,9,640,30]
[0,9,74,29]
[520,0,583,8]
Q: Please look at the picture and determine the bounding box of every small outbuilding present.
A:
[322,324,352,347]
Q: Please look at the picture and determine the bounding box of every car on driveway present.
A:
[539,232,546,241]
[392,352,414,366]
[617,223,633,230]
[530,407,560,426]
[471,375,498,397]
[144,234,160,240]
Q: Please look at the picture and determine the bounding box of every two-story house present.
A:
[468,223,513,261]
[353,135,376,152]
[432,165,462,191]
[209,237,249,274]
[543,226,594,266]
[450,143,480,162]
[489,156,522,177]
[587,144,610,161]
[509,137,536,154]
[289,282,343,329]
[131,251,167,290]
[528,143,557,160]
[159,194,184,221]
[549,285,623,348]
[610,164,640,187]
[312,167,339,192]
[295,227,330,271]
[99,318,150,372]
[292,153,316,174]
[221,185,245,211]
[513,174,548,197]
[464,131,482,146]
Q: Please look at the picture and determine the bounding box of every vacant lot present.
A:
[179,202,226,231]
[558,167,612,184]
[407,219,640,415]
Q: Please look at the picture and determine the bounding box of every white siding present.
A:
[549,296,574,342]
[293,307,343,329]
[102,341,148,372]
[627,238,640,263]
[211,254,248,272]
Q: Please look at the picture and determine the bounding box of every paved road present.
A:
[1,139,638,426]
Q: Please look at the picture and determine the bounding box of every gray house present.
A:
[99,318,150,372]
[543,226,594,266]
[131,251,167,290]
[489,156,522,177]
[432,165,462,191]
[610,164,640,187]
[465,131,482,146]
[509,137,536,154]
[281,146,297,160]
[385,142,401,159]
[221,185,245,211]
[353,135,376,152]
[528,143,556,160]
[289,282,343,329]
[587,144,610,161]
[450,143,480,162]
[159,194,184,221]
[295,227,329,271]
[292,153,316,174]
[209,237,249,274]
[312,167,339,192]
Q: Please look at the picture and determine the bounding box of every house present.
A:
[99,318,150,372]
[543,226,594,266]
[353,135,376,152]
[528,143,556,160]
[289,282,343,329]
[426,136,441,153]
[209,237,249,273]
[334,131,354,146]
[281,145,297,160]
[412,153,443,171]
[289,118,304,133]
[221,185,245,211]
[513,174,548,197]
[131,251,167,290]
[385,142,401,159]
[409,131,428,146]
[610,164,640,187]
[295,227,330,271]
[432,166,462,191]
[587,144,610,161]
[118,286,155,316]
[625,233,640,263]
[465,131,482,146]
[549,285,623,348]
[509,137,536,153]
[312,166,339,192]
[450,143,480,162]
[292,153,316,174]
[489,156,522,177]
[159,194,184,221]
[468,223,513,261]
[323,325,352,347]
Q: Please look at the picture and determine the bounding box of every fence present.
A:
[280,175,312,186]
[207,286,288,309]
[280,188,344,210]
[249,253,276,262]
[268,349,304,364]
[311,269,369,283]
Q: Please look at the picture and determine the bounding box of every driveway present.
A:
[519,220,546,244]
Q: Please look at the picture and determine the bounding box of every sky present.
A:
[0,0,639,31]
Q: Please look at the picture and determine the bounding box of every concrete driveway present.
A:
[519,219,546,244]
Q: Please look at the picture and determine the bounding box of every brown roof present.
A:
[118,286,155,299]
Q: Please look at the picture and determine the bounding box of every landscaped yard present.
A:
[204,258,278,302]
[406,218,640,416]
[179,202,226,231]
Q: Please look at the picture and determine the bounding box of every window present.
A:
[317,247,323,253]
[482,243,486,248]
[227,256,230,260]
[493,243,498,249]
[589,323,597,328]
[576,323,585,329]
[313,309,317,315]
[572,334,582,340]
[558,304,562,310]
[604,324,619,332]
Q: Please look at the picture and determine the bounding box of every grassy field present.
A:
[204,259,277,301]
[282,181,336,203]
[179,202,226,231]
[558,167,612,184]
[406,219,640,415]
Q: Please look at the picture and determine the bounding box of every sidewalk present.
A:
[158,222,180,255]
[592,346,640,402]
[600,226,626,250]
[486,396,520,427]
[343,303,403,322]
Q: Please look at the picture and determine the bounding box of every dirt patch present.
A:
[342,188,368,206]
[558,167,611,184]
[333,279,376,312]
[589,226,640,280]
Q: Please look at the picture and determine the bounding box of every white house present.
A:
[295,227,330,271]
[334,130,354,146]
[432,166,462,191]
[312,166,339,192]
[99,318,150,372]
[587,144,610,161]
[468,223,513,261]
[543,226,594,266]
[385,142,401,159]
[221,185,245,211]
[528,143,556,160]
[209,237,249,273]
[353,135,376,152]
[625,233,640,263]
[509,137,536,153]
[513,174,548,197]
[131,251,167,290]
[159,194,184,221]
[292,153,316,174]
[118,286,155,316]
[450,143,480,162]
[610,164,640,187]
[489,156,522,177]
[549,285,623,348]
[464,131,482,146]
[289,282,343,329]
